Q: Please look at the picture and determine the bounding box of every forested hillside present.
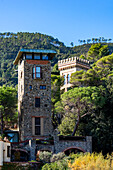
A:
[0,32,113,86]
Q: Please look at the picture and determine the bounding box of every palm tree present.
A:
[83,40,86,44]
[92,38,95,44]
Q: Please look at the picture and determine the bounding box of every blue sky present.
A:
[0,0,113,46]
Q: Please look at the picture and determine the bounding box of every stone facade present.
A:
[58,57,90,92]
[18,59,53,140]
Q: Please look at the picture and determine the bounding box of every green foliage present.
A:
[51,74,64,128]
[2,163,30,170]
[67,53,113,153]
[42,153,84,170]
[69,152,113,169]
[70,53,113,87]
[39,151,52,163]
[56,86,106,136]
[0,32,113,87]
[0,86,17,135]
[88,43,109,62]
[50,152,65,162]
[52,64,60,74]
[42,158,68,170]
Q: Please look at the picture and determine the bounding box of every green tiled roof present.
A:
[20,48,56,54]
[13,48,56,65]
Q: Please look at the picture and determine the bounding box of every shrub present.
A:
[68,152,113,169]
[39,151,52,163]
[50,152,65,162]
[42,159,68,170]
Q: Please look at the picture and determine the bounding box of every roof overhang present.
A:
[13,48,56,65]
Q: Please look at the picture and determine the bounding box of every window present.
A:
[35,117,41,135]
[29,85,32,90]
[42,55,48,60]
[64,75,66,85]
[33,66,41,79]
[32,117,44,136]
[7,146,10,157]
[67,74,70,84]
[34,54,40,60]
[26,54,32,59]
[35,98,40,107]
[40,85,46,90]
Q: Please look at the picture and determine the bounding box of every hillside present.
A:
[0,32,113,86]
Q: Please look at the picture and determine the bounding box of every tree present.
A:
[87,39,91,44]
[52,64,60,74]
[92,38,95,44]
[108,38,112,43]
[87,43,109,62]
[51,74,64,128]
[55,86,106,136]
[70,53,113,88]
[70,42,74,47]
[0,86,17,137]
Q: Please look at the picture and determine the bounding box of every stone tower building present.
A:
[58,57,90,92]
[14,49,92,160]
[13,49,56,141]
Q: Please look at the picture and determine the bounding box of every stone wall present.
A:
[18,59,53,141]
[28,134,92,160]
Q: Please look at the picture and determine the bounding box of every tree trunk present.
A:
[1,112,4,137]
[72,115,80,136]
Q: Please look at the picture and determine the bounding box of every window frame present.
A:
[64,75,66,85]
[67,74,70,84]
[34,54,40,60]
[42,55,49,60]
[40,85,46,90]
[32,117,44,136]
[7,146,10,157]
[33,66,42,79]
[26,53,32,59]
[35,117,41,135]
[35,97,40,107]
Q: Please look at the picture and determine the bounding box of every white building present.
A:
[58,57,90,92]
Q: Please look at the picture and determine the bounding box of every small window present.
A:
[67,74,70,84]
[35,98,40,107]
[64,75,66,85]
[42,55,48,60]
[34,54,40,60]
[29,85,32,90]
[40,85,46,90]
[35,117,40,135]
[26,54,32,59]
[7,146,10,157]
[33,66,41,79]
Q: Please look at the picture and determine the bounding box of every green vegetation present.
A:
[55,86,106,136]
[0,86,17,136]
[41,152,113,170]
[0,32,113,156]
[0,32,113,86]
[69,152,113,169]
[54,44,113,154]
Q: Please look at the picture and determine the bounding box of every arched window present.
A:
[64,75,66,85]
[67,74,70,84]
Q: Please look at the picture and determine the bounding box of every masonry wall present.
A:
[18,59,53,141]
[18,59,25,140]
[28,135,92,160]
